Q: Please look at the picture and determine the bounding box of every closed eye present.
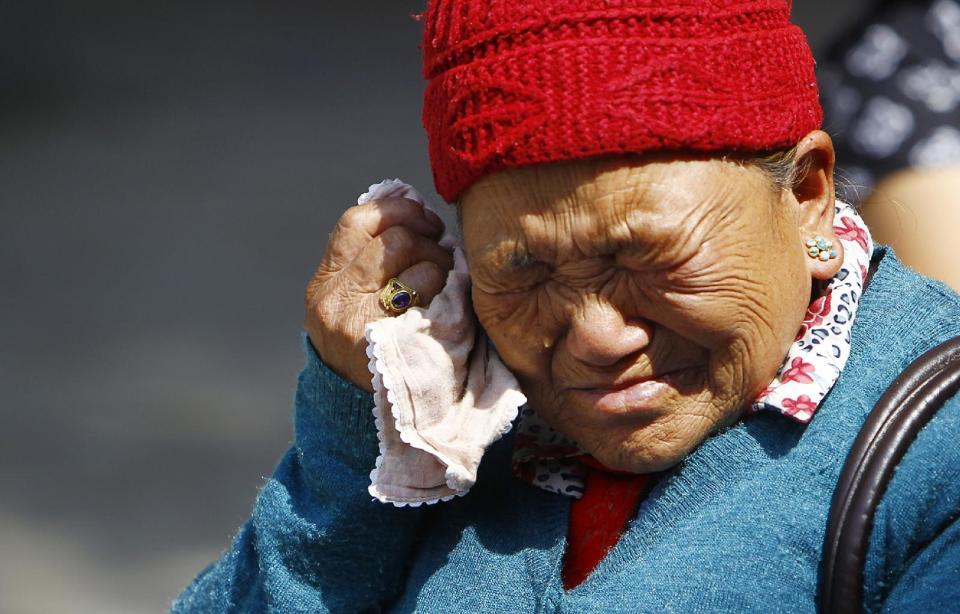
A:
[472,244,552,294]
[506,250,542,270]
[483,263,550,294]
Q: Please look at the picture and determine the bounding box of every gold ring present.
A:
[378,277,420,314]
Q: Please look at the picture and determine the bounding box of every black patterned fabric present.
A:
[818,0,960,203]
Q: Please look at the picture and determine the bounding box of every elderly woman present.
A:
[173,1,960,612]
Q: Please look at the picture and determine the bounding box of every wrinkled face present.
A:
[460,155,814,473]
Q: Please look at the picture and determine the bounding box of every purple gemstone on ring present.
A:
[391,290,412,310]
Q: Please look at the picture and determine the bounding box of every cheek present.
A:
[472,288,555,374]
[710,277,809,397]
[630,265,773,351]
[637,253,804,396]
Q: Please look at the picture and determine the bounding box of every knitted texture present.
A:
[419,0,824,202]
[172,248,960,613]
[562,457,650,590]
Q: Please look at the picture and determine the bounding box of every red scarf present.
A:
[562,456,651,590]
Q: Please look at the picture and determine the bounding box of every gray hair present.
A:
[750,145,815,192]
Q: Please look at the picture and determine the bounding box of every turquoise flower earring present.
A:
[806,236,838,262]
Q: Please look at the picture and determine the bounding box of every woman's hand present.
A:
[305,198,454,392]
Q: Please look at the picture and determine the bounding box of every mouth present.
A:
[569,368,700,417]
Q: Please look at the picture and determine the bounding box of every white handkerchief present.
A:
[359,179,527,506]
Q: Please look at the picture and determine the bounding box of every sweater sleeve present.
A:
[170,334,425,613]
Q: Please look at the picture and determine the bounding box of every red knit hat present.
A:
[419,0,822,202]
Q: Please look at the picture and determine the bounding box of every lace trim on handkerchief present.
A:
[359,179,527,507]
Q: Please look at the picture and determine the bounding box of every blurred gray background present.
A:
[0,1,869,612]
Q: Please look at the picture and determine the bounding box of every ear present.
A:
[790,130,842,281]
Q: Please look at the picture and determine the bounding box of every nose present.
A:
[565,296,652,367]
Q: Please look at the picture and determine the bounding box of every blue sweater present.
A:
[172,248,960,613]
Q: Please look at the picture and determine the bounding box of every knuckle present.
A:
[379,225,415,255]
[363,197,411,213]
[337,205,366,229]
